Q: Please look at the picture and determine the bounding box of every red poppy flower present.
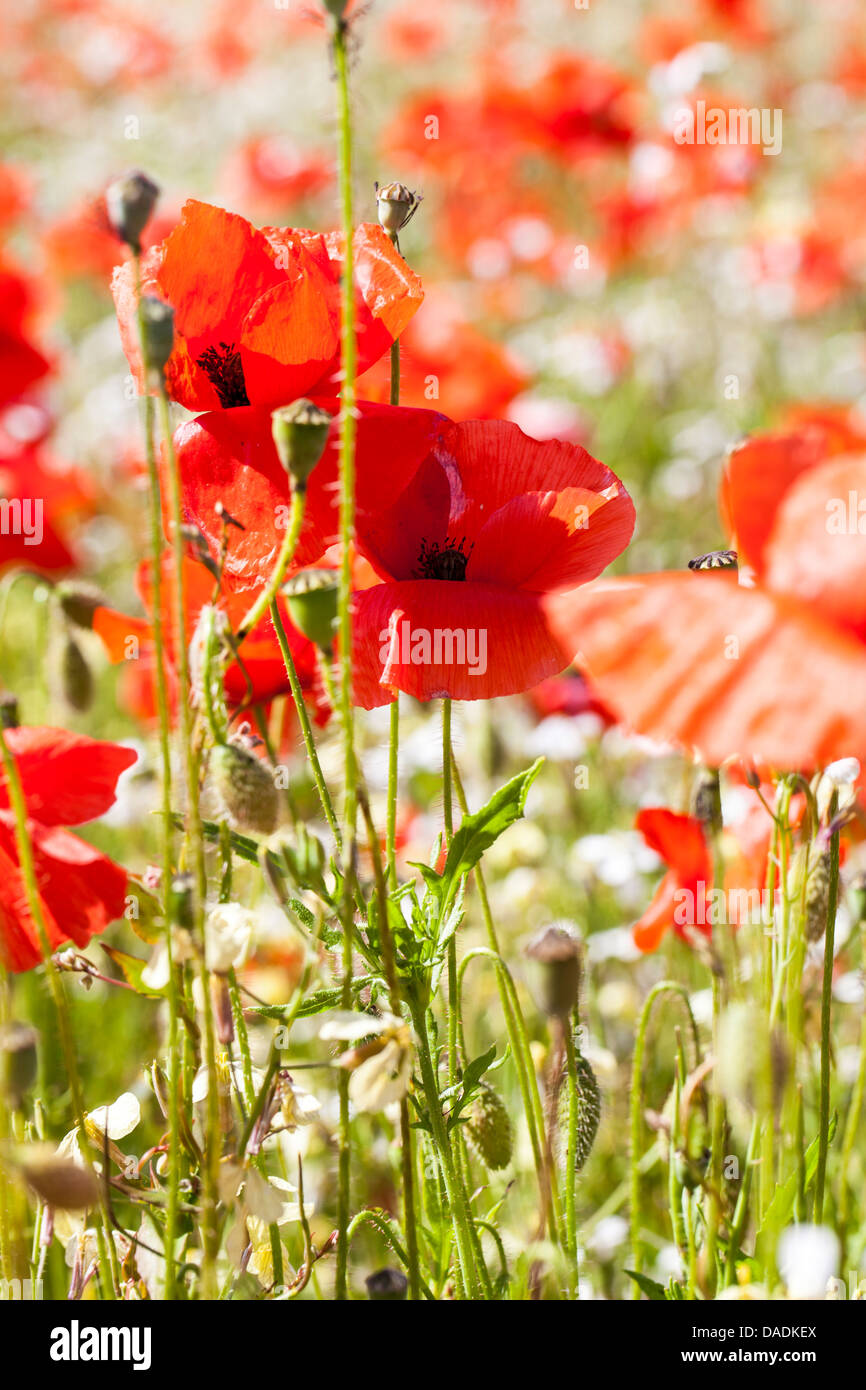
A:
[0,727,136,973]
[0,256,51,407]
[92,551,327,723]
[218,136,332,222]
[0,442,95,575]
[543,418,866,769]
[349,418,635,706]
[633,808,712,953]
[112,200,423,411]
[169,400,447,593]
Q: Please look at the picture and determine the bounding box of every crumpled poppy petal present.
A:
[719,429,828,573]
[633,871,678,953]
[351,579,571,707]
[543,571,866,770]
[636,807,711,885]
[0,728,137,827]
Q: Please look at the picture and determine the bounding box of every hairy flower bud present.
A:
[18,1147,100,1210]
[211,741,279,836]
[804,848,833,942]
[271,399,332,490]
[55,581,106,630]
[691,767,722,836]
[524,921,582,1018]
[466,1081,513,1171]
[283,568,339,653]
[375,181,422,240]
[139,296,175,382]
[0,692,19,729]
[105,170,160,252]
[572,1050,601,1172]
[0,1021,38,1108]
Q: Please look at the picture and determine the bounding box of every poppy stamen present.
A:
[416,535,473,581]
[196,342,250,408]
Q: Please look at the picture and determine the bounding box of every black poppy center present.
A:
[416,536,473,581]
[196,342,250,408]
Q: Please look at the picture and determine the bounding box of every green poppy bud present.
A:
[365,1268,408,1300]
[466,1081,513,1171]
[60,636,94,712]
[55,581,106,630]
[524,921,582,1019]
[139,296,175,382]
[283,568,339,653]
[271,399,332,490]
[211,742,279,836]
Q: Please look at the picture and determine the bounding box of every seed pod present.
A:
[466,1082,512,1171]
[105,170,159,251]
[524,922,582,1019]
[691,768,722,836]
[283,568,339,654]
[60,636,94,712]
[0,1021,38,1108]
[805,848,833,942]
[211,742,279,836]
[365,1267,408,1300]
[375,181,422,239]
[271,399,332,490]
[18,1147,99,1210]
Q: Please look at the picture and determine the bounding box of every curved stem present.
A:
[237,487,306,643]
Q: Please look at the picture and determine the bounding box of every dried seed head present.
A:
[691,767,722,835]
[271,399,332,490]
[466,1082,513,1171]
[365,1267,409,1300]
[139,295,175,381]
[60,636,94,712]
[283,568,339,653]
[211,741,279,836]
[688,550,738,572]
[375,181,422,238]
[524,921,582,1018]
[0,1021,38,1108]
[105,170,159,251]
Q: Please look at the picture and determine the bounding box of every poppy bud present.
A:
[211,741,279,836]
[55,581,106,630]
[571,1050,601,1173]
[687,550,738,572]
[59,635,94,712]
[17,1147,99,1210]
[0,1021,38,1108]
[375,182,422,240]
[466,1081,513,1171]
[105,170,160,252]
[365,1267,408,1300]
[139,296,175,382]
[0,692,19,729]
[524,921,582,1019]
[271,399,332,491]
[691,767,722,836]
[168,872,195,932]
[283,568,339,654]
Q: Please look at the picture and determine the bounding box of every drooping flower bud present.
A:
[524,921,582,1019]
[17,1147,99,1210]
[0,1021,38,1108]
[0,692,19,729]
[55,581,106,630]
[466,1082,513,1171]
[105,170,160,252]
[211,740,279,836]
[365,1267,408,1301]
[571,1050,601,1173]
[375,181,422,241]
[283,568,339,654]
[139,296,175,384]
[271,400,332,491]
[59,635,94,712]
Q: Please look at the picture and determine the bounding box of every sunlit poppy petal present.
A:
[0,728,137,828]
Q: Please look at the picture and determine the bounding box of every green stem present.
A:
[158,387,221,1297]
[237,487,306,643]
[815,805,840,1223]
[332,12,359,1301]
[386,700,399,890]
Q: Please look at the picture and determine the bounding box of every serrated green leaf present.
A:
[101,944,167,999]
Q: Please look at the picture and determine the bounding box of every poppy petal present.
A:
[351,580,570,706]
[633,871,678,953]
[636,807,711,885]
[0,728,137,827]
[719,429,827,573]
[543,572,866,769]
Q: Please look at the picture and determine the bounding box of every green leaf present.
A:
[624,1269,667,1301]
[755,1114,838,1261]
[251,975,375,1022]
